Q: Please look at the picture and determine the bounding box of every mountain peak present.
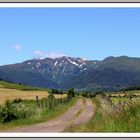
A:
[1,55,140,91]
[103,56,115,61]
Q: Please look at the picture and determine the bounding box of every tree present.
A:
[67,88,75,98]
[51,89,59,94]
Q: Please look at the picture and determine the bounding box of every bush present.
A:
[12,98,23,103]
[0,99,35,123]
[0,101,17,123]
[48,93,55,100]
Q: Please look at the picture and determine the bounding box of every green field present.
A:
[0,81,50,91]
[111,97,129,104]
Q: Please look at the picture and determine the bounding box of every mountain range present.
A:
[1,56,140,91]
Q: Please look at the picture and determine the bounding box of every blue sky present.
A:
[0,8,140,65]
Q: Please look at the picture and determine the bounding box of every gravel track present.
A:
[8,98,94,133]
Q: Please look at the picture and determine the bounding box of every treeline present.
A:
[120,86,140,91]
[50,88,104,98]
[80,91,104,98]
[50,88,76,97]
[50,89,64,95]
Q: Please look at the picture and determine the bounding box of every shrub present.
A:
[48,93,55,100]
[0,99,35,123]
[12,98,23,103]
[0,101,17,123]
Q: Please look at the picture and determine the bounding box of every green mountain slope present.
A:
[0,56,140,91]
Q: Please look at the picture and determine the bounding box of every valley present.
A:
[0,56,140,133]
[0,80,140,132]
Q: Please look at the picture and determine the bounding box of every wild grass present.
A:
[99,98,140,132]
[66,94,140,132]
[0,97,77,131]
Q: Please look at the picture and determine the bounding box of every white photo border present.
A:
[0,2,140,138]
[0,3,140,7]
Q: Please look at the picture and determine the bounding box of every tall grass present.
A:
[66,95,140,132]
[0,98,37,123]
[94,96,140,132]
[0,96,77,131]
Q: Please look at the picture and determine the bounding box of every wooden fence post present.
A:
[46,98,48,109]
[54,99,56,107]
[41,99,44,110]
[36,96,40,108]
[48,99,51,110]
[51,99,53,109]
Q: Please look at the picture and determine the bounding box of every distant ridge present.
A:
[0,56,140,91]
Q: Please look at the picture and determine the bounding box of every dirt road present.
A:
[8,98,94,133]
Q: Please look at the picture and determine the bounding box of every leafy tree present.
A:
[51,89,59,94]
[67,88,75,98]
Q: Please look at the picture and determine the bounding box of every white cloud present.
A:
[33,50,44,59]
[33,50,43,56]
[33,50,67,59]
[14,44,22,51]
[45,52,67,59]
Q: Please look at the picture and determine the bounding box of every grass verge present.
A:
[65,95,140,132]
[0,97,77,131]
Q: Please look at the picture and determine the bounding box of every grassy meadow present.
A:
[0,88,66,105]
[65,91,140,132]
[0,81,49,91]
[0,81,66,105]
